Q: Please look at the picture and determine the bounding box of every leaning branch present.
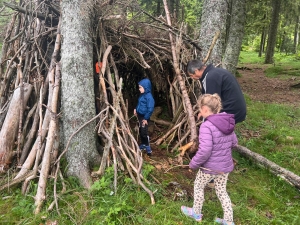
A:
[203,31,220,64]
[4,2,58,22]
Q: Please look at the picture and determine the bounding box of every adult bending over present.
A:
[187,59,246,124]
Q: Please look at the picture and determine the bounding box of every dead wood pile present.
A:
[0,0,202,210]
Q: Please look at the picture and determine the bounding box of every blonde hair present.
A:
[197,94,222,114]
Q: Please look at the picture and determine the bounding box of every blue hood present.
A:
[139,78,152,94]
[136,78,155,120]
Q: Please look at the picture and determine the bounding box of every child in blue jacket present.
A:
[134,78,155,156]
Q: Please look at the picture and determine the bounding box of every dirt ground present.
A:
[236,65,300,106]
[146,65,300,199]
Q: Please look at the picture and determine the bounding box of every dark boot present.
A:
[145,145,152,156]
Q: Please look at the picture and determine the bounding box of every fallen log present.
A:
[290,82,300,88]
[234,145,300,189]
[150,106,173,127]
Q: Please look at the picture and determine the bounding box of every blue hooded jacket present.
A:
[136,78,155,120]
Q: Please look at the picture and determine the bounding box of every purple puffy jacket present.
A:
[189,112,238,174]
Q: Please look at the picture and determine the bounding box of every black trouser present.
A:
[138,114,149,146]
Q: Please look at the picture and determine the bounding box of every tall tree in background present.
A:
[223,0,247,75]
[61,0,100,188]
[265,0,282,64]
[291,4,300,54]
[294,14,300,53]
[277,1,300,54]
[180,0,203,36]
[258,13,268,57]
[199,0,228,64]
[279,21,290,54]
[242,0,270,56]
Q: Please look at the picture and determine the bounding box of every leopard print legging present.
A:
[193,170,233,222]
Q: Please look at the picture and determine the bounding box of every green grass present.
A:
[229,156,300,225]
[239,51,265,64]
[239,51,300,78]
[2,119,300,225]
[265,65,300,78]
[236,99,300,175]
[239,51,300,65]
[1,152,300,225]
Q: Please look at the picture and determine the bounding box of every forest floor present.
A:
[237,64,300,105]
[144,64,300,200]
[1,64,300,224]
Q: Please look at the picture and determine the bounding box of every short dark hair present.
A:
[187,59,204,75]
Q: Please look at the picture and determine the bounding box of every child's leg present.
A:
[193,170,214,214]
[137,115,151,154]
[214,173,233,222]
[139,124,149,145]
[138,116,149,146]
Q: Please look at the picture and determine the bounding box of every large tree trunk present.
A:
[293,15,300,54]
[235,145,300,189]
[0,83,33,171]
[279,20,289,54]
[199,0,228,65]
[223,0,247,75]
[265,0,281,64]
[61,0,100,188]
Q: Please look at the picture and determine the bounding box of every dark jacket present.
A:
[200,64,246,123]
[189,113,237,174]
[136,78,155,120]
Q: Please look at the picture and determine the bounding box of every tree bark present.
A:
[0,83,33,171]
[265,0,282,64]
[61,0,100,188]
[234,145,300,189]
[223,0,247,75]
[259,15,267,57]
[199,0,228,65]
[293,15,300,54]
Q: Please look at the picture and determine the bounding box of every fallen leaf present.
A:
[265,211,273,219]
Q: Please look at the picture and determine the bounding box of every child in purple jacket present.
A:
[181,94,237,225]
